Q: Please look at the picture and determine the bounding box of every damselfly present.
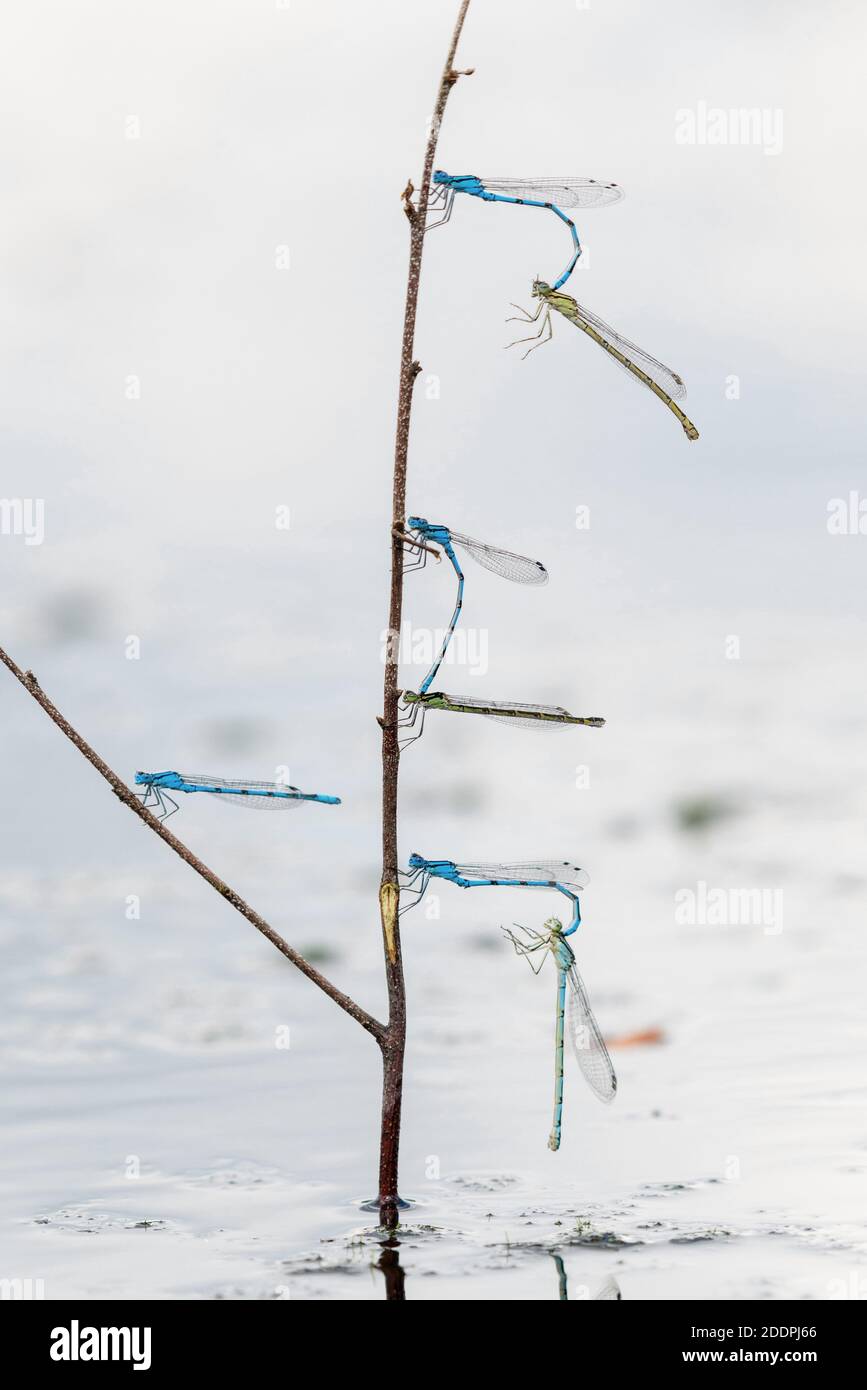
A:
[505,917,616,1151]
[135,770,341,821]
[426,173,624,290]
[397,689,605,748]
[400,856,615,1147]
[507,280,700,441]
[401,516,548,697]
[400,853,589,935]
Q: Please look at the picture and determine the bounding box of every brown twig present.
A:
[377,0,472,1227]
[0,645,384,1042]
[400,180,416,222]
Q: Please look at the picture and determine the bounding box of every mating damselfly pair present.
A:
[135,771,341,821]
[402,854,616,1150]
[397,517,605,748]
[421,171,699,439]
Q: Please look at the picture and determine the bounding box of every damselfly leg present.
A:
[139,784,179,821]
[402,545,429,575]
[397,864,430,912]
[505,302,554,359]
[395,527,433,575]
[507,299,546,325]
[502,923,552,973]
[397,695,427,750]
[424,186,455,231]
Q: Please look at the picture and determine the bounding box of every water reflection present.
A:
[375,1239,406,1301]
[551,1256,622,1301]
[373,1243,620,1302]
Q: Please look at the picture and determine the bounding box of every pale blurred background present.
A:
[1,0,865,1300]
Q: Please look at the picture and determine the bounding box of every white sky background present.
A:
[0,0,865,882]
[1,0,865,609]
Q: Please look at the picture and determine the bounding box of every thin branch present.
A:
[376,0,472,1221]
[0,644,385,1043]
[380,0,472,948]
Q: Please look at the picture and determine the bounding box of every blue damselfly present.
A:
[426,173,624,290]
[135,770,341,821]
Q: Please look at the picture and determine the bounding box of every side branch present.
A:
[0,644,385,1043]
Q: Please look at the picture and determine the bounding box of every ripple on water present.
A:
[33,1207,176,1235]
[445,1173,521,1193]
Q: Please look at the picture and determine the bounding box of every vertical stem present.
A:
[377,0,472,1228]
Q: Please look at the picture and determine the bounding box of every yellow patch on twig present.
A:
[379,882,400,965]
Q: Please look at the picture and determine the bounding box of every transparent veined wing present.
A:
[198,791,307,810]
[553,297,688,401]
[566,962,617,1102]
[177,773,306,808]
[479,177,624,209]
[436,693,604,730]
[454,861,590,892]
[449,530,548,585]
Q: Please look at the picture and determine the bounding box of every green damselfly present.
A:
[508,281,700,441]
[399,688,605,746]
[505,916,616,1151]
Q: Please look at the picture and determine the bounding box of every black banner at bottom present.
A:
[3,1299,862,1373]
